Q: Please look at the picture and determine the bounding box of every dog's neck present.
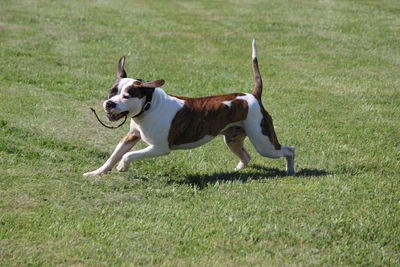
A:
[132,87,167,122]
[131,88,184,125]
[132,89,154,118]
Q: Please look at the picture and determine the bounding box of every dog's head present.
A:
[104,56,165,121]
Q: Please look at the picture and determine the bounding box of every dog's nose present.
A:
[106,100,116,109]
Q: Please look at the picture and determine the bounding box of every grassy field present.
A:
[1,0,399,265]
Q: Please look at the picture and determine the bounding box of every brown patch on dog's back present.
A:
[168,93,248,147]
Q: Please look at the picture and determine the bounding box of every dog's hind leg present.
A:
[222,126,251,171]
[246,124,295,175]
[83,130,141,177]
[245,107,295,175]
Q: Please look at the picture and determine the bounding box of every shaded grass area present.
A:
[1,0,399,265]
[179,166,331,189]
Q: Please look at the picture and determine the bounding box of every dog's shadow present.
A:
[170,165,331,189]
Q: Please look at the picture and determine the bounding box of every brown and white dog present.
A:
[84,40,295,177]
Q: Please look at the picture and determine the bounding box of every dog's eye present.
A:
[122,94,130,99]
[109,87,118,98]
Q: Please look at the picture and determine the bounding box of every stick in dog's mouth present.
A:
[90,108,128,129]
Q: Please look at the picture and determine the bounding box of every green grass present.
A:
[1,0,399,265]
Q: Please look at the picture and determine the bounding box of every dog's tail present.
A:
[251,39,263,101]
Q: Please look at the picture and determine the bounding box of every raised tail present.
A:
[251,39,263,100]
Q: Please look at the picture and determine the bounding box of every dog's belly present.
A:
[170,135,214,150]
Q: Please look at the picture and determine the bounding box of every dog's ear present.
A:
[133,79,165,88]
[143,79,165,88]
[117,56,127,79]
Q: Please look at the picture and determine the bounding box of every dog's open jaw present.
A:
[106,111,129,121]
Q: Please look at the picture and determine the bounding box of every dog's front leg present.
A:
[83,130,141,177]
[116,145,170,172]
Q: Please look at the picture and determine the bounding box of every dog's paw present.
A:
[83,169,108,177]
[234,161,246,171]
[285,168,295,176]
[116,161,129,172]
[285,158,295,176]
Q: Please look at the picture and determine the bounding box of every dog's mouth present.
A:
[106,111,129,121]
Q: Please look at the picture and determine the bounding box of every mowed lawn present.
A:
[0,0,399,265]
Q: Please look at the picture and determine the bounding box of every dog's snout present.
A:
[106,100,116,109]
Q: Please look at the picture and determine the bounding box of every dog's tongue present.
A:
[106,111,129,121]
[106,113,118,121]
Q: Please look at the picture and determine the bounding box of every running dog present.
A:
[84,40,295,176]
